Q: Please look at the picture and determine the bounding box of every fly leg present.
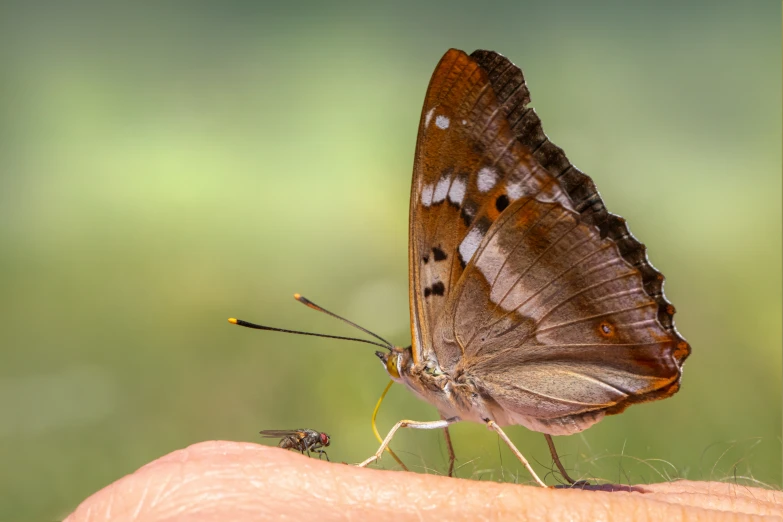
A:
[312,449,330,461]
[306,441,329,462]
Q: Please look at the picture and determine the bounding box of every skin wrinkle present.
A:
[129,475,152,521]
[64,441,782,522]
[647,492,781,517]
[656,482,782,511]
[147,459,176,511]
[103,481,116,520]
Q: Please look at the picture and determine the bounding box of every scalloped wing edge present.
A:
[469,49,690,393]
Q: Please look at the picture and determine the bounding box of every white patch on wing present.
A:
[474,231,507,285]
[459,228,484,265]
[461,119,467,125]
[477,167,497,192]
[507,181,524,200]
[421,183,434,207]
[435,115,450,129]
[424,107,435,128]
[448,177,466,204]
[433,176,450,203]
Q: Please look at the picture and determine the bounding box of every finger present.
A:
[65,441,781,521]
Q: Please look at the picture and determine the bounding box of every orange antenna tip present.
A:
[295,295,318,310]
[228,318,238,324]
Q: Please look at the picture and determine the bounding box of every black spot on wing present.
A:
[423,281,446,298]
[422,255,429,264]
[496,194,509,212]
[432,246,447,261]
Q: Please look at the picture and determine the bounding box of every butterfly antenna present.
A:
[292,293,395,349]
[228,317,392,350]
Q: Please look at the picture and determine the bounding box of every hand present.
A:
[65,441,780,521]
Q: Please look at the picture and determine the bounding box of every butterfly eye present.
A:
[386,353,401,379]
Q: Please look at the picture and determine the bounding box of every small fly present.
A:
[259,428,331,461]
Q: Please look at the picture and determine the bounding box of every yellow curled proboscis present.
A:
[372,380,408,471]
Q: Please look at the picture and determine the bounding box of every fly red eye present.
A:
[321,433,330,445]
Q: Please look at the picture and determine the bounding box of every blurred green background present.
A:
[1,1,780,519]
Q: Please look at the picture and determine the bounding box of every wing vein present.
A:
[535,300,656,335]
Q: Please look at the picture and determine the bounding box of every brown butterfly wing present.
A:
[409,49,573,365]
[412,49,689,433]
[469,49,685,350]
[434,197,687,434]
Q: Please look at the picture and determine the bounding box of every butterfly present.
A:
[231,48,690,487]
[259,428,331,461]
[360,48,690,484]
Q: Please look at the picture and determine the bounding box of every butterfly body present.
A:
[381,342,607,435]
[377,48,689,438]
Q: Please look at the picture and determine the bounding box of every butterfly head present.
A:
[375,346,413,382]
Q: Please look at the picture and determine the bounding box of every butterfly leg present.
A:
[357,417,459,468]
[485,420,547,488]
[544,434,587,486]
[442,419,456,477]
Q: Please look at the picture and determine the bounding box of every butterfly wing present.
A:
[410,49,690,434]
[469,49,683,346]
[409,49,574,366]
[436,196,688,434]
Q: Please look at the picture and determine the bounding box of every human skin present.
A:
[65,441,781,521]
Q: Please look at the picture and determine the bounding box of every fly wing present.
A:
[258,429,305,439]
